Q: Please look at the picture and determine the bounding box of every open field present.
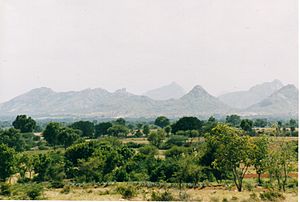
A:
[43,183,298,201]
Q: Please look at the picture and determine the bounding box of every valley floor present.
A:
[44,184,298,201]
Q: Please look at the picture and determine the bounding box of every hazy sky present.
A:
[0,0,298,103]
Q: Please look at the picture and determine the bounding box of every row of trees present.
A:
[0,122,297,193]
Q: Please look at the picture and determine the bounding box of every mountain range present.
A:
[0,80,298,119]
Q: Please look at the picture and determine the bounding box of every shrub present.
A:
[50,180,64,188]
[245,182,254,191]
[126,142,142,148]
[26,183,44,200]
[259,191,285,201]
[0,183,11,196]
[151,190,175,201]
[60,186,71,194]
[116,185,136,199]
[231,196,238,201]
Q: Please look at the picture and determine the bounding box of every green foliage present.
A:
[70,121,95,138]
[207,124,254,191]
[12,115,36,133]
[115,118,126,125]
[0,183,11,196]
[266,141,296,191]
[33,151,65,182]
[0,144,16,182]
[0,128,26,151]
[134,129,143,137]
[225,114,241,127]
[147,129,166,148]
[94,122,112,137]
[254,119,268,128]
[142,125,150,136]
[138,145,158,156]
[154,116,170,128]
[25,183,44,200]
[57,127,80,149]
[250,135,269,185]
[151,190,174,201]
[43,122,61,147]
[259,191,285,201]
[164,135,188,148]
[116,184,136,199]
[171,116,203,134]
[165,146,187,159]
[107,125,129,137]
[240,119,254,133]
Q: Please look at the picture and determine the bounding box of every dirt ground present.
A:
[44,185,298,201]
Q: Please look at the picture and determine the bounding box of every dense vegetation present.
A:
[0,114,298,200]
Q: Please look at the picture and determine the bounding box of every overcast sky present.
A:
[0,0,298,103]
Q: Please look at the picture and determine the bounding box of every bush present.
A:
[116,185,136,199]
[50,180,64,188]
[126,142,142,148]
[245,182,254,191]
[60,186,71,194]
[259,191,285,201]
[0,183,11,196]
[26,183,44,200]
[151,190,175,201]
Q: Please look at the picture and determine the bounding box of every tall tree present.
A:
[0,128,26,152]
[154,116,170,128]
[43,122,61,148]
[208,124,253,192]
[0,144,16,182]
[147,129,166,148]
[12,115,36,133]
[57,127,81,149]
[250,135,269,185]
[70,121,95,138]
[143,125,150,136]
[95,122,113,137]
[240,119,253,133]
[225,115,241,127]
[171,117,203,134]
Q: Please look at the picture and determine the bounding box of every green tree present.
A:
[154,116,170,128]
[289,119,297,136]
[254,119,268,128]
[33,152,65,182]
[0,144,16,182]
[171,117,203,134]
[267,141,296,191]
[208,124,253,192]
[147,129,166,148]
[225,115,241,127]
[95,122,113,137]
[107,125,129,137]
[57,127,81,149]
[250,136,269,185]
[203,116,218,133]
[115,118,126,125]
[12,115,36,133]
[164,126,171,135]
[17,153,35,180]
[70,121,95,138]
[143,125,150,136]
[43,122,61,148]
[138,145,158,156]
[0,128,26,152]
[240,119,253,133]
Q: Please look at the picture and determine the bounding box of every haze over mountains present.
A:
[0,80,298,119]
[143,82,186,100]
[218,79,284,109]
